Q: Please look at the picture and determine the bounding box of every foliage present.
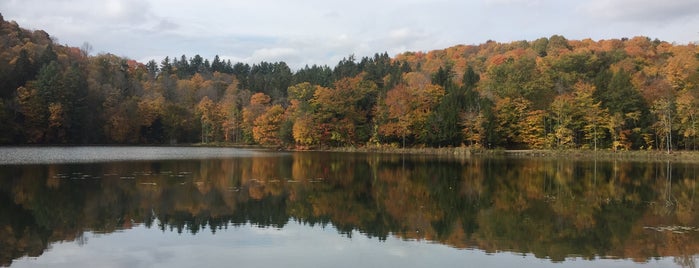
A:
[1,18,698,150]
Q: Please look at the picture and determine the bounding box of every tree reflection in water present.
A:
[1,152,698,266]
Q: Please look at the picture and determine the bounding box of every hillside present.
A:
[1,15,698,150]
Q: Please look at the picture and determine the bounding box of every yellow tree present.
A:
[292,115,319,148]
[650,98,675,153]
[494,97,531,147]
[549,82,609,149]
[137,93,165,138]
[573,82,609,150]
[15,86,46,143]
[461,110,487,147]
[287,82,320,148]
[241,92,271,143]
[575,82,609,150]
[676,89,698,150]
[662,45,698,91]
[196,96,224,143]
[218,81,245,143]
[253,104,285,146]
[46,102,66,143]
[520,109,548,149]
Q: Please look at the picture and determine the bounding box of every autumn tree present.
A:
[242,92,272,143]
[676,89,698,150]
[15,85,46,143]
[5,15,699,150]
[379,72,445,147]
[196,96,224,143]
[310,75,378,146]
[378,84,412,147]
[219,81,244,143]
[493,97,531,148]
[287,82,319,148]
[137,92,165,143]
[576,82,609,150]
[485,54,538,100]
[253,104,285,146]
[650,98,675,153]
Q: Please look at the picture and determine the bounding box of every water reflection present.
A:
[1,151,698,266]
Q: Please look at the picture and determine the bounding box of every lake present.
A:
[1,147,697,267]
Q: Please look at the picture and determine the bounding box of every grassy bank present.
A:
[314,145,699,162]
[190,142,699,162]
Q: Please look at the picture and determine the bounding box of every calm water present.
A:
[1,147,697,267]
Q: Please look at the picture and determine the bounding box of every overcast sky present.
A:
[2,0,698,69]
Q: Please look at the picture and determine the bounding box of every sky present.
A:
[1,0,698,69]
[12,222,674,268]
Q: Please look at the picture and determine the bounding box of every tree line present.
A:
[1,15,698,150]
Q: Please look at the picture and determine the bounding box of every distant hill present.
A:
[1,14,698,150]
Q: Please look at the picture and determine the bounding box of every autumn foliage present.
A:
[1,17,698,150]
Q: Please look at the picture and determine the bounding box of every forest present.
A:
[1,14,698,150]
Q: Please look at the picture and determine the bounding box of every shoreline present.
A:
[6,143,699,162]
[182,143,699,162]
[297,146,699,162]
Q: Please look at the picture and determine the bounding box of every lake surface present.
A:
[1,147,698,267]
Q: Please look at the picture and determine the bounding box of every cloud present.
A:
[249,47,299,62]
[152,19,180,32]
[484,0,543,6]
[581,0,699,22]
[388,28,414,40]
[2,0,696,70]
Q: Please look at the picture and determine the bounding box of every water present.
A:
[0,147,697,267]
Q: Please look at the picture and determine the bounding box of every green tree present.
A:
[596,70,648,149]
[61,64,89,143]
[426,65,462,146]
[160,56,173,75]
[8,49,36,97]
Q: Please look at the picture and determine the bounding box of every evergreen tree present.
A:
[160,56,172,74]
[426,65,462,146]
[176,54,190,78]
[332,55,359,80]
[232,62,251,89]
[7,49,36,97]
[62,64,89,143]
[211,55,224,73]
[145,60,159,79]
